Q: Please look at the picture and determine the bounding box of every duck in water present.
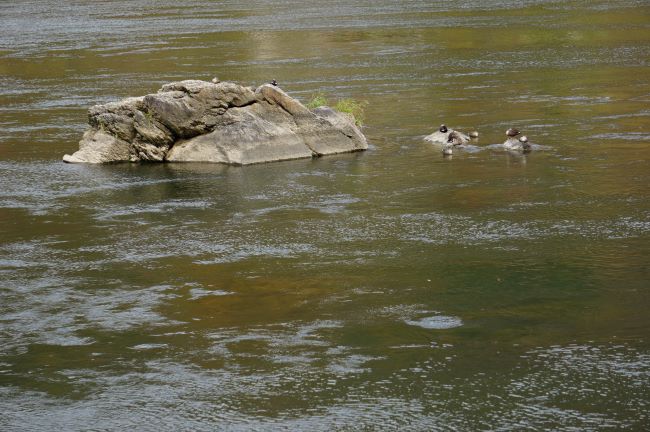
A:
[503,128,531,152]
[424,124,469,145]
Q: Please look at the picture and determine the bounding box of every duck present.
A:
[447,131,465,146]
[506,128,520,138]
[424,124,470,145]
[503,128,531,151]
[441,132,465,156]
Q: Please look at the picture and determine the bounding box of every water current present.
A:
[1,1,649,430]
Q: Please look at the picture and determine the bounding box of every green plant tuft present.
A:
[306,93,329,109]
[306,93,367,126]
[144,109,155,126]
[334,98,368,126]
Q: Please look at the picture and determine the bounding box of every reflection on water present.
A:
[1,0,649,430]
[405,316,463,330]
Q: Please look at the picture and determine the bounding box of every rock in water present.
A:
[424,128,470,145]
[63,80,368,165]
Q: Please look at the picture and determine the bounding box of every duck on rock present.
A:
[503,128,531,152]
[441,131,467,156]
[424,124,470,145]
[446,131,466,146]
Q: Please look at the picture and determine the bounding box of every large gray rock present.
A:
[63,80,368,165]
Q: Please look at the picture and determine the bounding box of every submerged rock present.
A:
[63,80,368,165]
[503,137,532,152]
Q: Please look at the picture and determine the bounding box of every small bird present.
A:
[469,131,479,138]
[506,128,521,137]
[270,79,278,86]
[447,131,465,146]
[439,124,448,133]
[503,129,530,151]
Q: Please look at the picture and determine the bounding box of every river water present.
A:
[1,1,649,430]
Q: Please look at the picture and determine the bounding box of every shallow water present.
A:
[1,1,650,430]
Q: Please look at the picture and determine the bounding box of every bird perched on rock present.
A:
[424,124,469,145]
[447,131,465,146]
[441,131,465,156]
[270,79,278,86]
[506,128,521,138]
[503,128,531,151]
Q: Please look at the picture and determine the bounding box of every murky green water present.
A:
[2,1,650,430]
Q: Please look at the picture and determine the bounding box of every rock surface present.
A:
[63,80,368,165]
[502,137,531,152]
[424,129,470,145]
